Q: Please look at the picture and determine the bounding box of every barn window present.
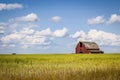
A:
[80,42,82,47]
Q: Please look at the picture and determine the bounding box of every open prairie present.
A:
[0,54,120,80]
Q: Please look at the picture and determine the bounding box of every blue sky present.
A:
[0,0,120,54]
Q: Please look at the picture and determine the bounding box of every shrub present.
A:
[12,53,16,55]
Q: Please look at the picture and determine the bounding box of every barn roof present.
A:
[80,42,99,49]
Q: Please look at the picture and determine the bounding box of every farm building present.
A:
[75,41,104,54]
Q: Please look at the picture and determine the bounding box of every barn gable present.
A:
[75,41,104,54]
[82,42,99,50]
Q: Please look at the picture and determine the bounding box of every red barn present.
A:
[75,41,104,54]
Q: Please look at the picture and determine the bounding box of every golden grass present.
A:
[0,54,120,80]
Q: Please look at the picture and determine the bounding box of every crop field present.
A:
[0,54,120,80]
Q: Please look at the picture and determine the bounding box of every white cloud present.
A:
[20,27,35,34]
[0,23,5,29]
[1,44,15,48]
[21,36,46,45]
[53,27,68,37]
[87,29,120,45]
[9,44,16,47]
[0,27,4,30]
[35,27,68,37]
[22,45,29,49]
[51,16,61,22]
[1,27,68,49]
[0,3,23,11]
[88,16,105,25]
[0,13,38,34]
[0,23,5,34]
[88,14,120,25]
[0,30,4,34]
[9,13,38,22]
[1,28,47,49]
[70,29,120,46]
[42,46,51,50]
[0,14,68,49]
[1,33,24,43]
[35,28,51,36]
[107,14,120,24]
[70,30,86,38]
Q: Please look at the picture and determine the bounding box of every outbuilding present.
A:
[75,41,104,54]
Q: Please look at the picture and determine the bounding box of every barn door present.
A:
[80,51,83,53]
[80,49,83,53]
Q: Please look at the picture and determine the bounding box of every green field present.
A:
[0,54,120,80]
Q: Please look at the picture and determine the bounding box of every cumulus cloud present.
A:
[0,23,5,29]
[53,27,68,37]
[88,16,105,25]
[0,13,41,49]
[1,27,68,49]
[1,28,48,49]
[1,33,24,43]
[0,14,68,49]
[22,45,29,49]
[1,44,15,48]
[70,29,120,46]
[88,14,120,25]
[9,13,38,22]
[0,3,23,11]
[35,28,51,36]
[0,30,4,34]
[87,29,120,46]
[20,27,35,34]
[51,16,61,22]
[0,13,38,34]
[35,27,68,37]
[0,27,4,30]
[107,14,120,24]
[70,30,86,38]
[0,28,4,34]
[0,23,5,34]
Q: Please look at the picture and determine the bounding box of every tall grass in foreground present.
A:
[0,54,120,80]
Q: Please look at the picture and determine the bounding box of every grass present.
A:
[0,54,120,80]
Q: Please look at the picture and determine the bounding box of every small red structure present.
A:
[75,41,104,54]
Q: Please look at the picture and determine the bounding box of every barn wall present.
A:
[81,44,89,53]
[76,43,80,54]
[76,43,89,54]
